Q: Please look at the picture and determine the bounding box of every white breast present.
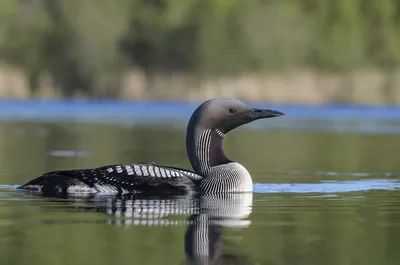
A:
[201,162,254,193]
[232,162,253,192]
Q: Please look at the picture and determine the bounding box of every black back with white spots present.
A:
[20,162,204,197]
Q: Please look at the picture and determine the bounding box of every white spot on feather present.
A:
[160,168,166,178]
[67,184,95,194]
[134,165,142,175]
[142,166,149,176]
[155,167,160,177]
[148,166,155,177]
[94,183,118,195]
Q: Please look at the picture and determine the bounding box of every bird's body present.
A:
[18,98,284,197]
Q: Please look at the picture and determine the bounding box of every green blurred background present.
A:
[1,0,400,104]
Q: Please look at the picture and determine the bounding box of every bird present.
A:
[17,98,284,197]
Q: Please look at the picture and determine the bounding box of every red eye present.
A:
[229,108,236,114]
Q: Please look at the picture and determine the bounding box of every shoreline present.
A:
[1,65,400,106]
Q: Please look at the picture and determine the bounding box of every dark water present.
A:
[1,101,400,265]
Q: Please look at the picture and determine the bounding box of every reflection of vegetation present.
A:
[0,122,400,264]
[1,0,400,96]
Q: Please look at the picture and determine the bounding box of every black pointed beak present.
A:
[251,108,285,119]
[223,107,285,133]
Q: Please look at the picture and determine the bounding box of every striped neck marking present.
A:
[215,129,225,138]
[194,128,230,175]
[196,129,212,175]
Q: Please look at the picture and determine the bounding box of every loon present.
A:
[18,98,284,197]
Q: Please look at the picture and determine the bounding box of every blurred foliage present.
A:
[1,0,400,96]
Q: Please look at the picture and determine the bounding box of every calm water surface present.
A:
[0,102,400,265]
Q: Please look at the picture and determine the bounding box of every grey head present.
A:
[186,98,284,175]
[187,98,284,134]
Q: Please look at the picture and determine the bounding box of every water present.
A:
[0,100,400,265]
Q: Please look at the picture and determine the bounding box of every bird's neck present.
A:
[186,128,231,176]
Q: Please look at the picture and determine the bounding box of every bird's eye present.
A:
[228,108,236,114]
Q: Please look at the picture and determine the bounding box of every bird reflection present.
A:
[183,193,253,265]
[61,191,253,265]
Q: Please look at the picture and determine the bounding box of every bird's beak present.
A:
[223,107,285,133]
[251,108,285,119]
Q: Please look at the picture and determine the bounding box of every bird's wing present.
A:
[20,162,201,196]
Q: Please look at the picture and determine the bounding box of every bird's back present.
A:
[19,162,204,197]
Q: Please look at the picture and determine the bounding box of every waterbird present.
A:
[18,98,284,197]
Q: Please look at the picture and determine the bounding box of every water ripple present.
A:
[49,150,90,157]
[254,179,400,193]
[264,170,400,178]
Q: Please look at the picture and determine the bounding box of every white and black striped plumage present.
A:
[19,163,203,197]
[190,129,254,194]
[19,98,284,197]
